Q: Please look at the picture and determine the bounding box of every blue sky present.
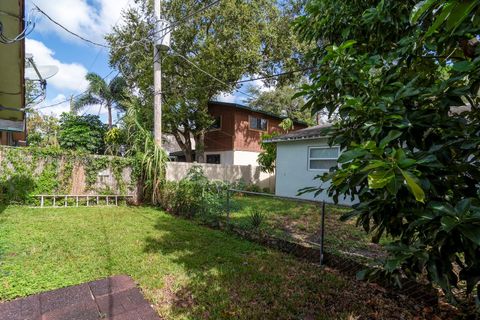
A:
[26,0,250,123]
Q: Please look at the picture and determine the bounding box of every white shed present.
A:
[266,125,356,206]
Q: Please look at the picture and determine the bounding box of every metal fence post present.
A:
[319,201,326,266]
[226,189,230,225]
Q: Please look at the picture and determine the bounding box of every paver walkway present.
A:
[0,275,161,320]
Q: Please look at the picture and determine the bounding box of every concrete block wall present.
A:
[166,162,276,192]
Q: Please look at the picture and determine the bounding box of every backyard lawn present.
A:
[0,205,420,319]
[228,194,387,261]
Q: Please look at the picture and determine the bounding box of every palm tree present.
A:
[72,73,127,129]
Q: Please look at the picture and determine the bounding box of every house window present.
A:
[249,116,268,131]
[210,116,222,130]
[308,146,339,171]
[206,154,221,164]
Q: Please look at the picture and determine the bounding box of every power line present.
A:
[86,0,133,73]
[33,4,109,48]
[148,0,221,39]
[235,67,314,84]
[172,50,255,99]
[34,0,305,111]
[35,70,117,110]
[33,0,222,51]
[0,8,37,44]
[107,0,222,52]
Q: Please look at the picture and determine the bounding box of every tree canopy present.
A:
[58,113,107,153]
[72,73,127,129]
[296,0,480,304]
[27,110,59,147]
[107,0,309,161]
[246,84,315,125]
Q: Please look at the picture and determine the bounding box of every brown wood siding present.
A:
[205,102,308,153]
[204,104,235,152]
[233,109,307,152]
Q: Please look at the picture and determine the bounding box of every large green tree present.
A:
[246,83,315,125]
[58,113,107,153]
[72,73,127,129]
[107,0,308,162]
[296,0,480,305]
[26,110,59,147]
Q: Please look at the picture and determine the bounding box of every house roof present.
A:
[264,124,332,143]
[0,0,25,129]
[208,101,308,126]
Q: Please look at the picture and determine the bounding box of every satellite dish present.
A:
[25,65,59,81]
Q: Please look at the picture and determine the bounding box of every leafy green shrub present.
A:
[249,209,264,229]
[296,0,480,306]
[0,174,35,204]
[58,113,107,154]
[232,180,262,193]
[159,166,226,222]
[105,127,127,156]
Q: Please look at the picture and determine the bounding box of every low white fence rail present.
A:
[34,194,134,208]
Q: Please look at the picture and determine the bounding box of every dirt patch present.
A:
[268,213,387,261]
[153,274,196,317]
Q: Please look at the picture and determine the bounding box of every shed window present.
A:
[308,147,339,171]
[249,116,268,131]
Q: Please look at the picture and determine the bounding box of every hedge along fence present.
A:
[0,146,138,205]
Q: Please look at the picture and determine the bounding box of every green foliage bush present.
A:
[159,166,227,222]
[229,180,273,195]
[296,0,480,306]
[58,113,107,154]
[105,127,127,156]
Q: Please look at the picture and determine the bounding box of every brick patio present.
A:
[0,275,161,320]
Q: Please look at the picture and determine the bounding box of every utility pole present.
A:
[153,0,162,147]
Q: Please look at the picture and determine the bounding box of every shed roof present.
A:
[264,124,332,143]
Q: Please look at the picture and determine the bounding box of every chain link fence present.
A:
[222,189,449,309]
[157,169,474,317]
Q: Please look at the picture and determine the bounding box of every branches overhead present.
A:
[107,0,309,161]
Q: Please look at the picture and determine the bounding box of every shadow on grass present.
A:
[0,175,36,206]
[143,211,414,320]
[228,195,387,262]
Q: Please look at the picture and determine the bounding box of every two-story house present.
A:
[200,101,308,165]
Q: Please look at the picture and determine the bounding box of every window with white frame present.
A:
[308,146,339,171]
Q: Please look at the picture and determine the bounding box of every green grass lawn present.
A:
[0,205,414,319]
[228,195,387,261]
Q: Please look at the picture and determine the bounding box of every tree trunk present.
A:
[107,105,113,129]
[194,132,205,163]
[172,130,194,162]
[184,149,193,162]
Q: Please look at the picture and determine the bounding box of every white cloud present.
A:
[37,94,108,118]
[31,0,132,45]
[214,77,273,105]
[37,94,71,117]
[215,92,239,104]
[25,39,89,92]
